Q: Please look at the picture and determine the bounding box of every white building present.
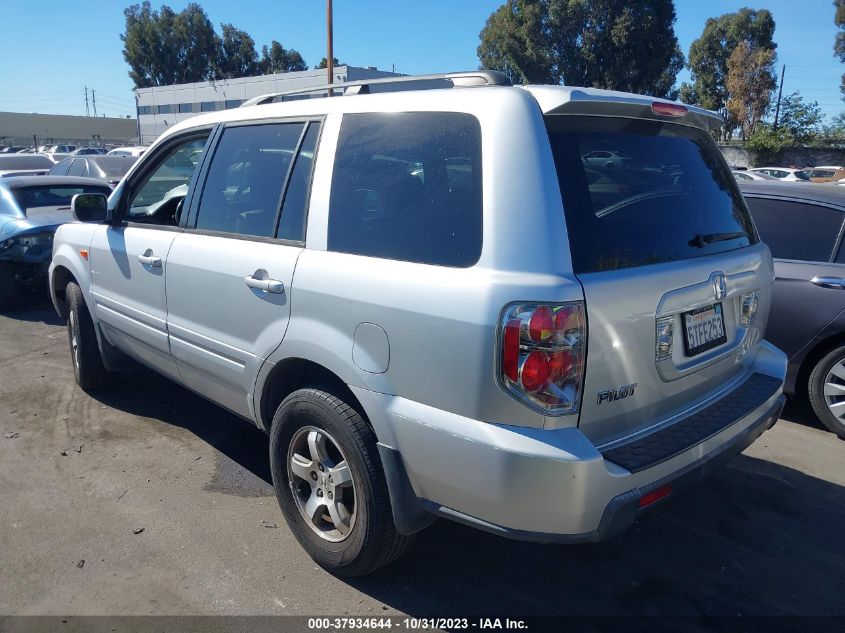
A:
[135,66,397,144]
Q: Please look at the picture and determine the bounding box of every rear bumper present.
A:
[356,341,787,540]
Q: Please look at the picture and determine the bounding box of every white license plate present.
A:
[683,303,727,356]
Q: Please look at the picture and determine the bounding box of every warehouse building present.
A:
[135,65,396,144]
[0,111,137,148]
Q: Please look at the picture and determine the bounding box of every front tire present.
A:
[808,345,845,439]
[0,262,16,310]
[66,281,108,390]
[269,388,412,576]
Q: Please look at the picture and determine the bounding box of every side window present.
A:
[126,134,209,224]
[67,159,86,177]
[327,112,483,267]
[194,122,304,238]
[745,197,844,262]
[277,122,320,242]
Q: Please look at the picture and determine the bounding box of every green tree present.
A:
[477,0,684,97]
[775,92,823,142]
[315,57,342,70]
[122,2,220,88]
[747,92,824,158]
[260,41,307,73]
[835,0,845,97]
[725,41,776,140]
[683,8,776,115]
[218,23,260,78]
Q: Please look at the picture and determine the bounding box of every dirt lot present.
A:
[1,291,844,618]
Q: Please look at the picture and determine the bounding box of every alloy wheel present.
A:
[286,426,356,542]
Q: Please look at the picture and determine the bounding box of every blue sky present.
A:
[0,0,841,120]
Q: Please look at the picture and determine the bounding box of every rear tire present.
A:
[66,281,108,391]
[808,345,845,439]
[269,388,413,576]
[0,263,16,310]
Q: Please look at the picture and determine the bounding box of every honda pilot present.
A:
[49,71,787,576]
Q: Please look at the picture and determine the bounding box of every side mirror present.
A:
[71,193,110,223]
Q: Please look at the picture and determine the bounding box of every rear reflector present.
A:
[651,102,687,117]
[639,484,672,508]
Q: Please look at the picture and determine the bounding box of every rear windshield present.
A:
[546,116,757,273]
[96,158,136,179]
[13,185,112,212]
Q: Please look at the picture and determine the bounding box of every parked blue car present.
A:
[0,176,112,308]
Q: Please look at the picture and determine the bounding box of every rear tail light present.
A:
[499,302,586,415]
[651,102,687,117]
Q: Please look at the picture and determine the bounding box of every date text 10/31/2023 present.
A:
[307,617,529,630]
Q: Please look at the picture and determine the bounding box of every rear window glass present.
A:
[96,158,137,179]
[546,116,757,273]
[328,112,482,267]
[13,185,111,212]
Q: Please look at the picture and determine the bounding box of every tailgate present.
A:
[544,113,770,445]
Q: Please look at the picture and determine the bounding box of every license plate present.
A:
[683,303,727,357]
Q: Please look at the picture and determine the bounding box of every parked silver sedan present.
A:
[48,155,138,188]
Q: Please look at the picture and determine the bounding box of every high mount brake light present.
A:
[651,102,688,117]
[499,302,585,415]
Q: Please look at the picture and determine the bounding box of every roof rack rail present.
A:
[240,70,510,107]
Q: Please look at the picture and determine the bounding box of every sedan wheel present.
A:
[808,346,845,439]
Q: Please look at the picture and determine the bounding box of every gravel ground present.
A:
[1,292,844,617]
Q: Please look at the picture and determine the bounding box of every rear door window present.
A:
[744,197,844,262]
[328,112,482,267]
[194,122,306,238]
[546,115,756,273]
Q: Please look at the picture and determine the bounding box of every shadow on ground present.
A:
[780,395,828,433]
[2,289,62,325]
[87,366,845,617]
[90,366,274,497]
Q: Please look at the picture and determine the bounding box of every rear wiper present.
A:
[688,232,747,248]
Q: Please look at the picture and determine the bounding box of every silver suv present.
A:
[49,72,787,576]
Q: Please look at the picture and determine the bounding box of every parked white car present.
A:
[106,146,146,157]
[747,167,810,181]
[732,170,777,181]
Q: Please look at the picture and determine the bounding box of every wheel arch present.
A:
[256,357,369,435]
[50,264,76,321]
[795,331,845,398]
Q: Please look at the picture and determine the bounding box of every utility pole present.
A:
[92,90,98,118]
[773,64,786,130]
[84,86,90,117]
[326,0,334,96]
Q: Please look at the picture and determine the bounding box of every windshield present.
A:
[13,184,111,213]
[546,115,757,273]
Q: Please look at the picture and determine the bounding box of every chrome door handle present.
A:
[811,276,845,289]
[137,252,162,267]
[244,274,284,294]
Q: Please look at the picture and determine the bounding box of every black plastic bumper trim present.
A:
[601,373,783,473]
